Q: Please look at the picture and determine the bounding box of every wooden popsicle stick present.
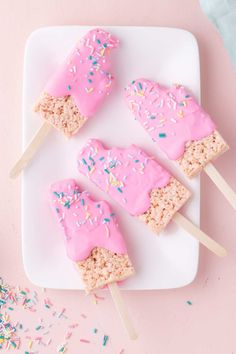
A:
[173,212,227,257]
[108,282,138,340]
[9,122,51,179]
[204,162,236,210]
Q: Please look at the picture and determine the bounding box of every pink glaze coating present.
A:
[45,28,119,117]
[50,179,127,262]
[77,139,171,216]
[125,79,216,160]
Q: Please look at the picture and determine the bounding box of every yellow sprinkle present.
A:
[85,87,94,93]
[137,92,144,97]
[85,213,90,220]
[105,80,112,88]
[177,110,184,117]
[89,166,95,174]
[29,340,33,349]
[100,47,105,56]
[109,174,122,187]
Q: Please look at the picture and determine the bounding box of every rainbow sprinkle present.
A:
[102,335,109,346]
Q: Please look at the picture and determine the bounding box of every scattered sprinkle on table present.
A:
[0,277,116,353]
[103,335,109,346]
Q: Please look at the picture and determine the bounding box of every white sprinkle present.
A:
[105,225,110,237]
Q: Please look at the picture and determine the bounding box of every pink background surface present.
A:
[1,0,236,353]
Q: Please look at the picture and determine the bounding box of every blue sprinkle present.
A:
[138,82,142,90]
[134,159,139,163]
[159,133,166,138]
[82,158,87,165]
[185,94,190,98]
[99,156,105,161]
[81,199,85,206]
[96,204,100,208]
[103,43,107,48]
[68,85,71,90]
[88,78,93,83]
[89,71,94,76]
[131,80,135,84]
[103,218,110,223]
[110,213,115,217]
[103,335,109,346]
[55,208,59,213]
[149,115,156,119]
[53,191,60,198]
[186,300,192,305]
[104,169,110,174]
[109,161,116,168]
[64,201,70,209]
[88,55,93,60]
[117,187,123,193]
[89,156,95,165]
[96,39,101,44]
[92,61,98,65]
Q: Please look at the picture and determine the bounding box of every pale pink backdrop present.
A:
[1,0,236,353]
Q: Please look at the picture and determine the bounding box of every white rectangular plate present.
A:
[22,26,200,290]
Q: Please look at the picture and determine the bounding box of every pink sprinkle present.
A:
[81,314,87,319]
[47,338,52,346]
[68,323,79,329]
[35,336,42,340]
[58,308,66,318]
[94,293,105,301]
[65,331,72,340]
[80,339,90,344]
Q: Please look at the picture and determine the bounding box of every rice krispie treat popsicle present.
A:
[10,28,118,178]
[125,79,236,210]
[78,139,226,257]
[50,179,136,339]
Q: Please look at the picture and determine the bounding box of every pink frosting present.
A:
[124,79,216,160]
[50,179,127,262]
[45,28,119,117]
[77,139,171,216]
